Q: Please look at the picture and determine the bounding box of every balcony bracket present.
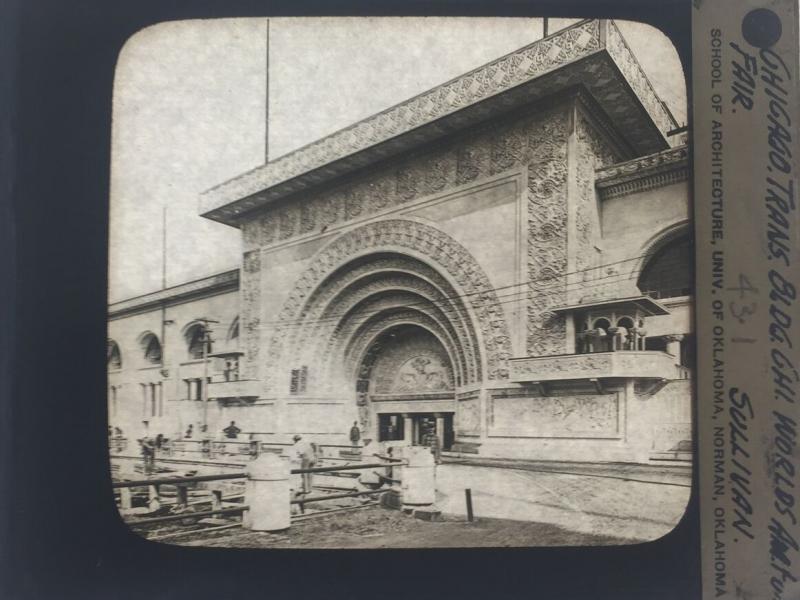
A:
[634,378,668,397]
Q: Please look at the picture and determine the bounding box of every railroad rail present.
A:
[113,451,422,538]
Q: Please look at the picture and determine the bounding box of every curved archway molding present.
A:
[265,218,513,396]
[631,219,692,283]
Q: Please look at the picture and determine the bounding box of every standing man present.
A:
[223,421,242,439]
[423,422,441,464]
[286,435,315,511]
[138,421,155,474]
[349,421,361,451]
[302,441,318,494]
[285,436,304,513]
[200,424,211,458]
[139,435,155,475]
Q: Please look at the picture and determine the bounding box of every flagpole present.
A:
[160,205,169,429]
[265,18,270,163]
[161,205,167,289]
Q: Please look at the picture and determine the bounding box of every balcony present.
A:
[509,351,681,383]
[207,378,260,400]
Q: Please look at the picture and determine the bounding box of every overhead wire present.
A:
[252,251,659,332]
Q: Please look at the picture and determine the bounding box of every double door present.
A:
[377,412,454,450]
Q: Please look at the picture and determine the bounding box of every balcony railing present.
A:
[207,378,260,399]
[509,351,681,383]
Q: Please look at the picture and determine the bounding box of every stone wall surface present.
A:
[488,392,621,439]
[600,180,691,286]
[107,289,240,439]
[565,112,625,305]
[477,379,692,462]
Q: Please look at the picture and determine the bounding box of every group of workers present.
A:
[132,419,441,485]
[287,424,394,514]
[182,421,241,440]
[135,421,243,474]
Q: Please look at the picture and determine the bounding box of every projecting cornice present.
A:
[201,19,678,227]
[595,145,690,200]
[108,269,239,319]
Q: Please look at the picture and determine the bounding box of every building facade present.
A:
[109,20,692,464]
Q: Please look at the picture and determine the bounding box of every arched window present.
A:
[592,318,611,332]
[107,340,122,370]
[638,234,694,299]
[185,324,210,360]
[228,317,240,344]
[617,317,635,329]
[140,333,162,364]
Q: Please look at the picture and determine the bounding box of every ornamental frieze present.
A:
[455,144,491,185]
[525,112,569,356]
[374,333,456,393]
[594,145,690,200]
[456,395,481,436]
[258,212,278,244]
[509,351,679,382]
[389,354,453,393]
[278,205,298,240]
[240,250,261,379]
[395,165,419,201]
[242,108,568,252]
[487,392,621,438]
[572,114,621,275]
[299,201,316,234]
[424,153,456,193]
[595,145,689,184]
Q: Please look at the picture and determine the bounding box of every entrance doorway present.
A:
[378,414,405,441]
[378,412,454,450]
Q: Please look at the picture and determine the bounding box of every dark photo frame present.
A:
[3,1,698,598]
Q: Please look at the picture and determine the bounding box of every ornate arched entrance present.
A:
[267,218,512,441]
[352,324,456,444]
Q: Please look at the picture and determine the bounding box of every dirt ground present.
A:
[124,458,689,548]
[170,505,631,549]
[435,463,690,542]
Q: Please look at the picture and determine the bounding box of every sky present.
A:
[109,17,687,303]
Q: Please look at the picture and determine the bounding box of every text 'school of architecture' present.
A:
[108,20,692,464]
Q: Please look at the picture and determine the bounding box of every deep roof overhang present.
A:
[549,295,671,316]
[200,19,678,227]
